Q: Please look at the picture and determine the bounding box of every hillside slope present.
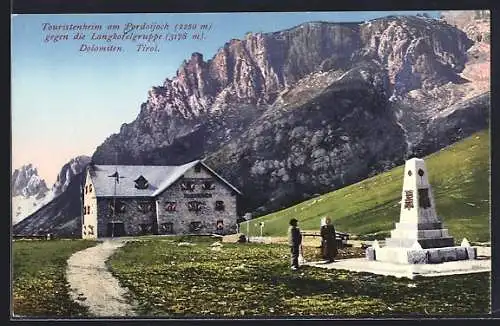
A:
[242,129,490,243]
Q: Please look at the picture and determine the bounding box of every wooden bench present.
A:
[301,231,350,248]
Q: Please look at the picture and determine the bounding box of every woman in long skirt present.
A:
[320,216,337,263]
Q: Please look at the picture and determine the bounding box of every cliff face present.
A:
[441,10,490,44]
[17,15,489,236]
[92,17,473,166]
[91,16,486,216]
[205,61,407,214]
[52,156,91,196]
[11,164,49,198]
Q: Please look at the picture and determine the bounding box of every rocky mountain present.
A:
[11,164,49,198]
[13,172,84,237]
[441,10,490,44]
[11,164,51,224]
[93,16,474,165]
[206,61,408,214]
[12,156,91,226]
[16,14,490,236]
[52,156,91,196]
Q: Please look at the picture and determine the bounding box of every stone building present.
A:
[81,160,241,239]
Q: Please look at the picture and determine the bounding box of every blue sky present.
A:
[11,11,440,185]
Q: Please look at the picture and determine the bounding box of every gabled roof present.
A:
[88,160,241,198]
[199,161,242,195]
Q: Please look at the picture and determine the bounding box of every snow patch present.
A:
[12,191,55,225]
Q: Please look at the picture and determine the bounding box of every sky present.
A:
[11,11,441,185]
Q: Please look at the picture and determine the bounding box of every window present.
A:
[165,202,177,212]
[216,220,224,230]
[180,181,195,192]
[87,206,91,215]
[215,201,225,211]
[134,175,149,189]
[187,201,203,212]
[109,200,126,214]
[161,222,174,234]
[83,206,86,215]
[139,224,153,234]
[138,201,154,213]
[190,221,202,232]
[202,181,215,190]
[194,165,201,173]
[85,186,88,194]
[88,225,95,235]
[89,184,92,192]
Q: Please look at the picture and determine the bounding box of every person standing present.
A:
[288,218,302,270]
[320,216,337,263]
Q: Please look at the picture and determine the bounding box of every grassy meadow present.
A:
[12,239,97,317]
[242,130,490,242]
[108,237,490,317]
[11,130,491,317]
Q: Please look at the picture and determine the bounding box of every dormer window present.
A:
[134,175,149,189]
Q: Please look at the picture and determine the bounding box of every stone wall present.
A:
[93,164,239,237]
[96,197,157,237]
[156,165,238,235]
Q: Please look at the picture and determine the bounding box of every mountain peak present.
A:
[52,155,91,196]
[11,164,49,198]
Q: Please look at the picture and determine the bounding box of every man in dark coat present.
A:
[288,218,302,270]
[320,216,337,263]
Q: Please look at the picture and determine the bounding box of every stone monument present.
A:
[366,157,476,264]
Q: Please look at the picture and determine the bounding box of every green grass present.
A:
[12,239,97,317]
[108,239,490,317]
[242,130,490,242]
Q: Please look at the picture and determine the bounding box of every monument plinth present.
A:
[367,158,476,264]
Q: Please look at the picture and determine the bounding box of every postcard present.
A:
[11,10,491,319]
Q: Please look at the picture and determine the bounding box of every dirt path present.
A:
[66,239,136,317]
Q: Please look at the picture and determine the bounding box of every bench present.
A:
[301,231,350,248]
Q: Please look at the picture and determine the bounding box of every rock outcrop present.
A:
[11,164,49,198]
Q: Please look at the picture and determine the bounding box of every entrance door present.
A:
[106,222,126,237]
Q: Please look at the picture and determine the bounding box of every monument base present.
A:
[366,245,477,264]
[385,237,455,249]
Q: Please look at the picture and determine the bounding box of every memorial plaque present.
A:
[418,188,431,209]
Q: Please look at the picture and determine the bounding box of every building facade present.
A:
[81,160,241,239]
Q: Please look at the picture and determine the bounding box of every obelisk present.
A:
[367,157,476,264]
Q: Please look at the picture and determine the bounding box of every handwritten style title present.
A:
[41,22,213,53]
